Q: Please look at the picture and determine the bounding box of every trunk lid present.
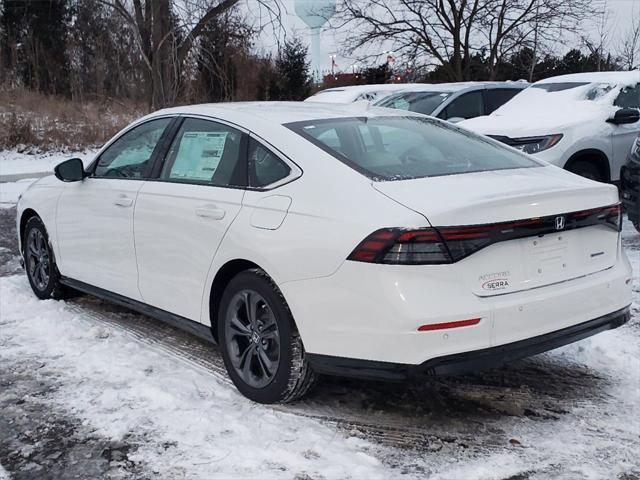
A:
[373,166,621,296]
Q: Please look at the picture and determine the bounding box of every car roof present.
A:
[535,71,640,85]
[305,84,420,103]
[311,84,420,95]
[151,101,416,126]
[383,81,528,94]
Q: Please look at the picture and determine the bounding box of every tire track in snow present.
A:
[61,292,615,458]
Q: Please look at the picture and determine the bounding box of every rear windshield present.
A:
[376,91,451,115]
[285,116,540,181]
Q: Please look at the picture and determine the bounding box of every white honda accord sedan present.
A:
[17,102,632,403]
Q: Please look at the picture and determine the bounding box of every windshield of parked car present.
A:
[531,82,589,92]
[285,116,540,181]
[376,91,451,115]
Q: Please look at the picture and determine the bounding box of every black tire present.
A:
[633,219,640,233]
[568,160,604,182]
[218,268,317,404]
[23,216,71,300]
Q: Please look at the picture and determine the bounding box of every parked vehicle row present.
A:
[308,71,640,185]
[18,101,632,403]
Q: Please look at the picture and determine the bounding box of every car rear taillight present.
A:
[347,228,452,265]
[348,204,622,266]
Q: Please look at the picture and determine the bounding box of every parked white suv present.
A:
[461,72,640,182]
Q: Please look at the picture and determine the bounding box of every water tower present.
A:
[294,0,336,82]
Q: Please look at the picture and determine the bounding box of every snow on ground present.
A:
[0,179,37,208]
[0,148,98,176]
[0,184,638,478]
[0,275,392,480]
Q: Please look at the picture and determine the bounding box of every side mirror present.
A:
[607,108,640,125]
[54,158,86,182]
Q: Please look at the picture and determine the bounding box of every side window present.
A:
[440,91,484,120]
[160,118,245,187]
[484,89,521,114]
[614,84,640,109]
[248,138,291,188]
[94,118,171,178]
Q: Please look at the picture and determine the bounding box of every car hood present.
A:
[372,166,619,226]
[460,84,620,138]
[460,109,606,138]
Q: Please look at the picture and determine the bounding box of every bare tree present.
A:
[481,0,598,79]
[336,0,598,81]
[617,5,640,70]
[581,0,610,71]
[99,0,282,108]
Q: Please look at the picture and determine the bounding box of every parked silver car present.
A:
[376,81,528,122]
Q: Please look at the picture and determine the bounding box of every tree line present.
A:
[1,0,638,109]
[0,0,311,109]
[337,0,639,83]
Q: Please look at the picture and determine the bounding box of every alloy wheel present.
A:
[224,289,281,389]
[26,228,50,291]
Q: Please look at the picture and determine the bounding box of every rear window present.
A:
[286,116,540,181]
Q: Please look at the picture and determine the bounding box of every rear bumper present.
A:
[284,244,632,365]
[307,306,631,381]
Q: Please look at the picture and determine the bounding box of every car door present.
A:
[56,117,174,299]
[611,83,640,180]
[134,117,246,321]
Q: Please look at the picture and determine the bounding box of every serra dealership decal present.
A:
[479,271,511,291]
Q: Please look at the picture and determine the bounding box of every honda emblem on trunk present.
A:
[555,216,566,230]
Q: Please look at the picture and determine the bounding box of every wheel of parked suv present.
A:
[633,219,640,233]
[218,269,317,404]
[23,216,70,300]
[568,160,604,182]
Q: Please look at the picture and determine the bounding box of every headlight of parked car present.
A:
[511,134,563,154]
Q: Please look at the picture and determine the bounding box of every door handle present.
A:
[114,195,133,207]
[195,205,226,220]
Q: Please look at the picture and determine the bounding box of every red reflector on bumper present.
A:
[418,318,481,331]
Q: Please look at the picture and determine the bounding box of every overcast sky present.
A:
[252,0,640,73]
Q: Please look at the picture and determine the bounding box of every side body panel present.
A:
[56,178,145,300]
[134,181,244,321]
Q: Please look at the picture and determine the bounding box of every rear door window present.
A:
[160,118,246,187]
[484,89,521,114]
[440,91,484,120]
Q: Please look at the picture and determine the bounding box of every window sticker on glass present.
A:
[170,131,229,180]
